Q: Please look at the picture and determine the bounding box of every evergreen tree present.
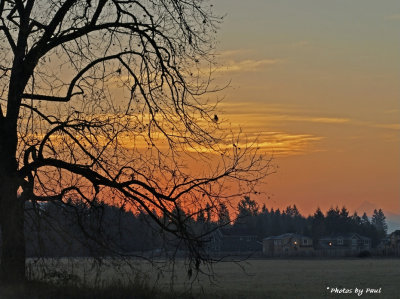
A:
[325,206,340,234]
[271,209,282,235]
[237,196,259,218]
[361,212,370,225]
[339,206,350,231]
[371,209,388,237]
[351,212,361,226]
[261,204,268,214]
[340,206,349,218]
[205,203,212,223]
[351,212,362,233]
[217,203,231,226]
[311,208,326,245]
[197,209,206,223]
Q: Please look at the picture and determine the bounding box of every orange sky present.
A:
[209,0,400,216]
[30,1,399,218]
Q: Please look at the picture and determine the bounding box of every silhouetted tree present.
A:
[205,203,212,223]
[311,208,325,244]
[325,206,340,233]
[371,209,388,238]
[197,209,206,224]
[261,204,268,213]
[361,212,370,225]
[271,209,282,235]
[237,196,259,218]
[338,206,350,231]
[351,212,362,226]
[0,0,270,283]
[217,203,231,226]
[285,205,300,218]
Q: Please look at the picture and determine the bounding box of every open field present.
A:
[2,258,399,298]
[190,258,400,298]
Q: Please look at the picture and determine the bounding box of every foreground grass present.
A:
[192,258,400,299]
[0,281,165,299]
[1,258,398,298]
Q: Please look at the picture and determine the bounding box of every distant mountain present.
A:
[356,201,400,233]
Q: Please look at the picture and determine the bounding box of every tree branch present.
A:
[22,51,140,102]
[0,24,17,53]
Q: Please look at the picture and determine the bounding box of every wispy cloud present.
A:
[291,40,310,48]
[372,123,400,130]
[258,115,350,124]
[306,117,350,124]
[218,103,350,125]
[384,14,400,20]
[214,58,284,73]
[384,109,399,114]
[241,114,350,124]
[347,119,400,131]
[186,131,324,157]
[221,102,400,133]
[254,132,324,156]
[218,49,254,58]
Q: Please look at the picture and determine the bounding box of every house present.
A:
[389,230,400,256]
[317,233,371,256]
[377,230,400,256]
[263,233,314,257]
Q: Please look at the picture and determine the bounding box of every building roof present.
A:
[319,233,371,241]
[390,230,400,236]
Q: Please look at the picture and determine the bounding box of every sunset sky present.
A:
[211,0,400,215]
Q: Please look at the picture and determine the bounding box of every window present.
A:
[337,238,343,245]
[352,238,357,245]
[303,239,308,245]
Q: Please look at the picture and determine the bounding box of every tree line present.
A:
[20,196,388,257]
[221,197,388,247]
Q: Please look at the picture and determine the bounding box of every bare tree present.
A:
[0,0,269,283]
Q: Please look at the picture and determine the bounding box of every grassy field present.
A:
[186,258,400,298]
[2,258,399,298]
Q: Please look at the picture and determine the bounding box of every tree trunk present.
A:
[0,186,25,283]
[0,125,26,283]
